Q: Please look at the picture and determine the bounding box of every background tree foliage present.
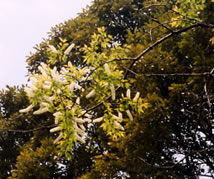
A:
[0,0,214,178]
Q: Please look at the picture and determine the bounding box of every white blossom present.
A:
[81,76,87,81]
[113,115,120,121]
[53,66,57,72]
[53,112,62,124]
[84,118,91,122]
[57,89,61,94]
[64,43,75,55]
[81,110,86,114]
[93,116,103,123]
[19,104,34,113]
[54,133,63,144]
[75,83,82,90]
[33,107,49,115]
[51,69,56,79]
[55,118,59,124]
[26,91,34,97]
[86,89,96,98]
[68,61,72,67]
[38,66,48,78]
[24,87,35,97]
[133,92,140,101]
[69,82,75,92]
[81,87,85,92]
[41,102,49,107]
[126,89,131,98]
[74,118,85,123]
[84,113,92,118]
[31,85,37,91]
[81,66,90,74]
[113,113,123,122]
[41,62,48,71]
[74,132,85,144]
[43,84,51,89]
[53,112,62,117]
[51,69,60,81]
[69,82,82,91]
[74,123,85,136]
[49,45,57,53]
[60,67,67,75]
[118,112,123,122]
[114,121,124,131]
[76,97,80,105]
[44,80,52,86]
[126,109,133,121]
[43,95,55,102]
[50,126,61,133]
[30,76,38,83]
[104,63,111,74]
[110,84,116,101]
[79,124,86,131]
[41,70,48,77]
[24,86,31,92]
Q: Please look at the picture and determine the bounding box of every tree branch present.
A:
[122,66,213,77]
[0,124,56,133]
[124,22,214,78]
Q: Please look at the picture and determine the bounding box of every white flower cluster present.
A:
[73,121,86,144]
[125,89,140,121]
[92,88,140,130]
[48,45,58,54]
[19,104,34,113]
[93,111,124,131]
[49,102,93,144]
[105,63,116,101]
[19,51,141,146]
[51,67,62,82]
[64,43,75,56]
[72,111,93,144]
[19,60,94,145]
[19,63,56,115]
[49,43,75,55]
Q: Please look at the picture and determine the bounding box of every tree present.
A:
[1,0,214,178]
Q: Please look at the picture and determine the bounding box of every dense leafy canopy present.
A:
[0,0,214,178]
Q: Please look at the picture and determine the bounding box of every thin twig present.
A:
[144,13,174,33]
[122,66,213,77]
[0,124,56,133]
[144,4,199,23]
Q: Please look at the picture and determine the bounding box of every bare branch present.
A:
[124,22,214,78]
[122,66,213,77]
[144,13,174,33]
[0,124,56,133]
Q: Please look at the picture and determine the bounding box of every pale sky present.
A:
[0,0,92,89]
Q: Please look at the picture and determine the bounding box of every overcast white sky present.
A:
[0,0,92,89]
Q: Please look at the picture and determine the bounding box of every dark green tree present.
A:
[1,0,214,178]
